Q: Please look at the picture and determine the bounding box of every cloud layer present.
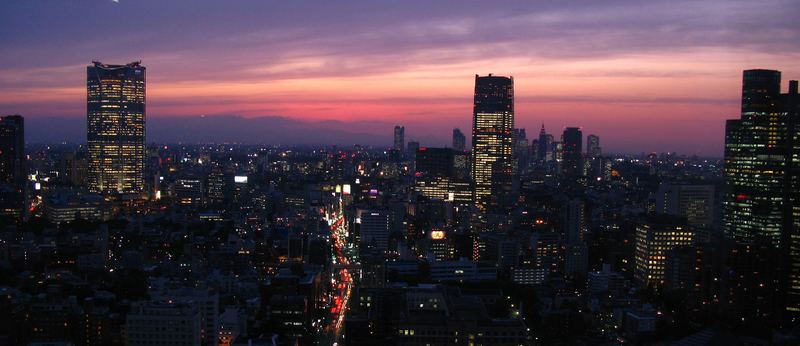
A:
[1,0,799,155]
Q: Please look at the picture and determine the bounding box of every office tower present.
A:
[452,128,466,152]
[59,151,88,186]
[537,124,550,163]
[587,134,601,157]
[0,115,25,185]
[784,80,800,317]
[545,134,555,162]
[585,134,603,182]
[561,127,583,177]
[174,177,204,206]
[564,199,586,245]
[471,74,514,213]
[87,61,146,195]
[634,215,695,286]
[414,147,454,178]
[206,164,233,206]
[414,176,472,204]
[532,231,562,275]
[427,229,454,262]
[655,183,715,227]
[722,70,800,315]
[513,128,527,143]
[359,210,391,254]
[0,115,25,220]
[407,141,419,158]
[724,69,785,244]
[393,125,405,152]
[513,128,529,172]
[563,199,588,275]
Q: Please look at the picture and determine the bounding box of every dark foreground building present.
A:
[722,69,800,320]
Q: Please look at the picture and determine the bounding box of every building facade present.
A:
[87,61,146,195]
[722,70,800,316]
[471,74,514,213]
[393,125,405,152]
[452,128,466,152]
[634,216,695,286]
[561,127,583,178]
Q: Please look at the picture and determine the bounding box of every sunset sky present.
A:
[1,0,799,155]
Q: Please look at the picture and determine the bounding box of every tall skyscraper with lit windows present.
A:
[471,74,514,213]
[87,61,146,195]
[723,69,784,245]
[723,69,800,317]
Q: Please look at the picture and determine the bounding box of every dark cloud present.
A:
[1,0,797,83]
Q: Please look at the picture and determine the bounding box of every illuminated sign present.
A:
[430,230,445,240]
[234,176,248,184]
[343,184,351,195]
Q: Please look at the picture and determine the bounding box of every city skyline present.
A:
[1,3,799,343]
[1,1,799,155]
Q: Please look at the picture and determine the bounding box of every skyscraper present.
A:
[87,61,146,195]
[0,115,25,185]
[471,74,514,213]
[561,127,583,178]
[537,124,549,163]
[359,210,391,254]
[0,115,25,220]
[587,134,601,157]
[513,128,530,173]
[723,70,789,244]
[452,128,466,152]
[393,125,405,152]
[722,69,800,316]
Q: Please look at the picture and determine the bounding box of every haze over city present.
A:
[2,0,799,155]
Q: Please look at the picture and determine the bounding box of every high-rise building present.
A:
[634,215,695,286]
[537,124,550,163]
[414,147,454,178]
[173,177,204,206]
[585,134,603,182]
[87,61,146,195]
[587,134,601,157]
[655,183,715,227]
[723,69,784,244]
[722,70,800,315]
[0,115,25,185]
[561,127,583,178]
[452,128,466,152]
[513,128,530,172]
[0,115,25,220]
[393,125,405,152]
[359,210,391,254]
[471,74,514,213]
